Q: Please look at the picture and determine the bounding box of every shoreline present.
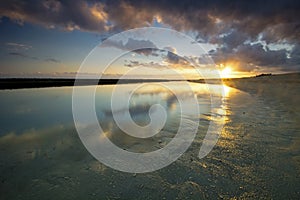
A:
[0,73,298,90]
[0,78,186,90]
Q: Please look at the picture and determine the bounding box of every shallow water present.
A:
[0,82,299,199]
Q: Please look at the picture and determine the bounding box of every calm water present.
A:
[0,82,299,199]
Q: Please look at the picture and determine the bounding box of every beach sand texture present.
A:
[0,73,299,199]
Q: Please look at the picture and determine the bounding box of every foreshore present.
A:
[223,73,300,114]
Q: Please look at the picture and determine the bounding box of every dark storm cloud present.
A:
[117,0,300,43]
[0,0,109,32]
[290,45,300,62]
[108,0,300,71]
[237,44,287,67]
[286,44,300,71]
[210,43,291,72]
[220,30,249,50]
[1,0,300,71]
[2,0,299,42]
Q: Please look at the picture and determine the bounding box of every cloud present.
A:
[124,60,168,69]
[124,51,195,70]
[103,37,161,56]
[1,0,300,72]
[1,0,299,45]
[286,44,300,71]
[105,38,196,69]
[1,0,299,43]
[164,51,190,66]
[103,37,156,49]
[44,58,60,63]
[209,42,294,72]
[219,30,248,50]
[0,0,110,32]
[6,42,32,51]
[9,52,38,60]
[9,51,62,64]
[163,47,176,54]
[237,44,287,67]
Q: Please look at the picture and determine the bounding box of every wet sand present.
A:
[0,74,299,199]
[222,73,300,198]
[223,73,300,114]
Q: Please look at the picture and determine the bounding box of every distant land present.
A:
[0,78,191,90]
[0,73,298,90]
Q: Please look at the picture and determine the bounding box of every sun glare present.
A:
[220,67,232,78]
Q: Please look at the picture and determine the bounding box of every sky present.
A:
[0,0,299,78]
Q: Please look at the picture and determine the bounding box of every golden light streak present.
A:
[220,67,232,78]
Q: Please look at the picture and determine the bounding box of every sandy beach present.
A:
[221,73,300,198]
[0,74,299,199]
[223,73,300,114]
[1,0,300,199]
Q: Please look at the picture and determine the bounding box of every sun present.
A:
[220,67,232,78]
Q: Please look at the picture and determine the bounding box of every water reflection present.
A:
[96,82,228,154]
[0,82,231,156]
[3,82,298,198]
